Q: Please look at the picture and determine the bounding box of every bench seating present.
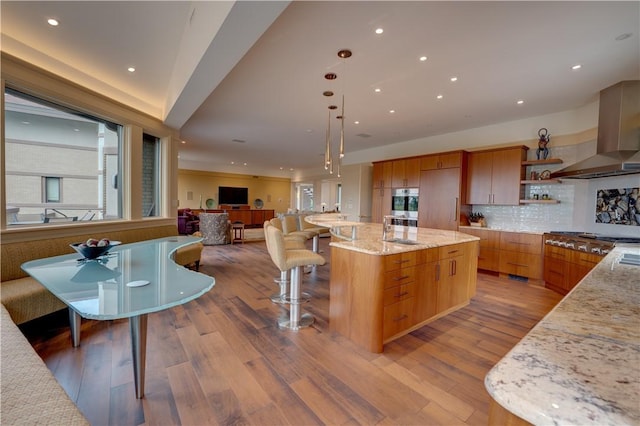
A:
[1,303,89,424]
[1,224,200,324]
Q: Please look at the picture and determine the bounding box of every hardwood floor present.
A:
[22,237,562,426]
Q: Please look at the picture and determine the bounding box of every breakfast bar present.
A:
[306,215,479,353]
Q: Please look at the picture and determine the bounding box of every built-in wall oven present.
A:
[391,188,418,227]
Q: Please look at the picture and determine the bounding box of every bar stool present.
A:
[265,225,325,330]
[263,221,305,304]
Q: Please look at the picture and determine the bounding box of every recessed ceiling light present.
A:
[47,18,59,26]
[517,100,524,105]
[436,94,443,100]
[419,56,427,62]
[375,28,384,35]
[374,88,381,93]
[289,168,294,171]
[127,67,136,73]
[279,167,284,170]
[21,121,30,125]
[181,140,186,144]
[231,161,235,165]
[73,128,80,132]
[354,121,360,124]
[450,76,458,82]
[243,163,247,166]
[389,109,395,114]
[571,64,582,70]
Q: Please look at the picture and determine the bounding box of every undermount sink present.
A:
[383,238,420,245]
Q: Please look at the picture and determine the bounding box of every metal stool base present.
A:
[277,313,314,330]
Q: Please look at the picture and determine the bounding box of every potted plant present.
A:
[468,212,486,227]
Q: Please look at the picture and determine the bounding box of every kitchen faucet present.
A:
[382,215,397,241]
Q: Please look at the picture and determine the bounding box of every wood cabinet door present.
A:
[491,148,525,205]
[404,157,420,187]
[392,159,407,188]
[418,168,460,230]
[413,261,438,323]
[499,232,542,255]
[373,161,392,188]
[466,151,493,204]
[420,154,440,171]
[438,152,462,169]
[371,188,392,223]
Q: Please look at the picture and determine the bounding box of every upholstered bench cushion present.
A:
[1,304,89,425]
[1,277,66,325]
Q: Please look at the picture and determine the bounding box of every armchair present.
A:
[177,208,199,235]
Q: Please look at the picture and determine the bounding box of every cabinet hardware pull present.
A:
[448,249,459,254]
[393,275,410,281]
[436,264,440,281]
[508,241,530,245]
[507,262,528,267]
[395,292,409,298]
[394,259,411,264]
[393,314,408,322]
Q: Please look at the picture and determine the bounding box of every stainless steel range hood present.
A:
[552,80,640,179]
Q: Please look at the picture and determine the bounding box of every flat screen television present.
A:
[218,186,248,206]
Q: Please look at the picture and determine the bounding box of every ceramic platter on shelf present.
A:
[539,170,551,180]
[205,198,215,209]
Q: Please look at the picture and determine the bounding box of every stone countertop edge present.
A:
[485,243,640,426]
[327,223,480,255]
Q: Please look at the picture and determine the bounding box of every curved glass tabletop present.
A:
[21,236,214,320]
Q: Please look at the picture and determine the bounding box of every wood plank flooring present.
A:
[22,236,563,426]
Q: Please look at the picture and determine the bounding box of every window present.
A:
[4,88,123,225]
[44,177,61,202]
[142,133,160,217]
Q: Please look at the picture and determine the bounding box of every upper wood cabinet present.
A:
[466,146,527,205]
[371,187,392,223]
[391,158,420,188]
[420,151,463,170]
[372,161,393,188]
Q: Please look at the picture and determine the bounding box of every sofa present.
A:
[177,208,199,234]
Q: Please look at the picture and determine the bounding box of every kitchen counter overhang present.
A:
[485,244,640,425]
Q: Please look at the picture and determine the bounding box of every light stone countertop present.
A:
[325,222,479,255]
[485,244,640,425]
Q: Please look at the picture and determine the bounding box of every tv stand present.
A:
[194,207,274,228]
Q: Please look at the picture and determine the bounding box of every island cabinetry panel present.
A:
[391,157,420,188]
[466,146,527,205]
[330,241,477,353]
[372,161,393,189]
[498,232,543,280]
[419,151,464,170]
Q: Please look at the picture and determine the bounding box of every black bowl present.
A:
[70,241,121,259]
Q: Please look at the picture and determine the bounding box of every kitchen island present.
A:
[321,220,479,353]
[485,244,640,425]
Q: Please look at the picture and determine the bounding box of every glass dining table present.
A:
[21,236,215,399]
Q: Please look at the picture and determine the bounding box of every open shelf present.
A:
[522,158,563,166]
[520,199,561,204]
[520,179,561,184]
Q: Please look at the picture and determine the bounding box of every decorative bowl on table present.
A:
[70,238,121,260]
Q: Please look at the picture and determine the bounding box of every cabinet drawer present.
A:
[439,243,466,259]
[384,251,417,270]
[478,247,500,271]
[383,267,416,289]
[570,251,603,268]
[544,245,571,260]
[383,298,414,340]
[500,232,542,255]
[499,251,543,279]
[416,247,439,264]
[464,228,500,249]
[383,283,415,306]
